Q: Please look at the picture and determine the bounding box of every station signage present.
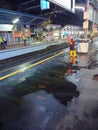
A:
[83,21,88,29]
[40,0,50,10]
[13,32,22,37]
[83,11,89,20]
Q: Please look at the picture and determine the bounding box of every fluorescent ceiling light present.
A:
[12,18,19,24]
[75,6,85,11]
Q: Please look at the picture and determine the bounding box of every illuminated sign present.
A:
[49,0,75,13]
[83,11,89,20]
[83,21,88,29]
[40,0,50,10]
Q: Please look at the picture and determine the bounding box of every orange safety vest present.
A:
[66,36,73,45]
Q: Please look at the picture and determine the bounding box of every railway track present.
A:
[0,43,68,71]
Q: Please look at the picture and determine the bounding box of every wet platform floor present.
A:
[0,43,98,130]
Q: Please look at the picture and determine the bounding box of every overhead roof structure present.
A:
[0,8,47,26]
[0,0,98,27]
[17,0,83,27]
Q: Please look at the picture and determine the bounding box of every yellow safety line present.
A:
[0,51,63,81]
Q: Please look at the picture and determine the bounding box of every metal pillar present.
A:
[84,0,89,39]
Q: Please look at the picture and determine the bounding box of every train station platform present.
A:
[0,37,98,70]
[0,40,65,60]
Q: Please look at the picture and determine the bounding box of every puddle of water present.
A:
[8,65,79,105]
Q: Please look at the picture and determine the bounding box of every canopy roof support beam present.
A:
[0,8,45,20]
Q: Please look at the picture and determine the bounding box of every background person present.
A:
[3,35,7,49]
[90,30,94,43]
[0,37,3,49]
[22,35,26,46]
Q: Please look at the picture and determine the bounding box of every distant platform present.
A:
[0,41,65,60]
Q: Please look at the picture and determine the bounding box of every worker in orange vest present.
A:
[66,36,77,57]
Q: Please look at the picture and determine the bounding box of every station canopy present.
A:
[0,8,47,26]
[0,0,90,27]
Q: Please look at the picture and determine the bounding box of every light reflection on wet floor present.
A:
[0,49,98,130]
